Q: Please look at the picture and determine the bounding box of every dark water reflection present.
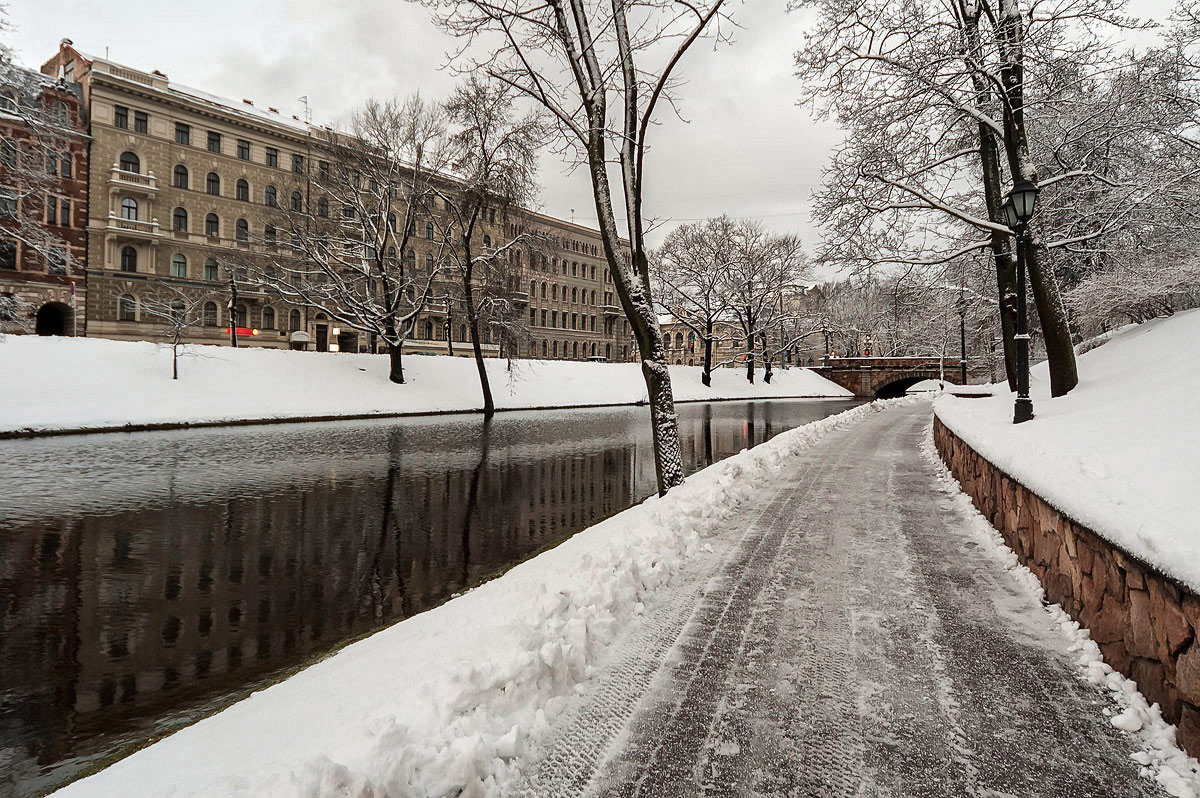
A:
[0,398,860,795]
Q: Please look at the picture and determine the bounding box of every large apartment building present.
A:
[34,40,638,361]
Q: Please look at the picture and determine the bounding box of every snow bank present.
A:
[921,431,1200,798]
[49,399,909,798]
[933,309,1199,590]
[0,336,850,435]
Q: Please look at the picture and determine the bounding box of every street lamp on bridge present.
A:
[956,293,968,385]
[1002,177,1040,424]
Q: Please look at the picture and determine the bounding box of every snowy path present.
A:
[517,403,1166,797]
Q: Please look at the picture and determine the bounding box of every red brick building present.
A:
[0,57,89,335]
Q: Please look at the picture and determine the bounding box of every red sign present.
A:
[224,327,261,336]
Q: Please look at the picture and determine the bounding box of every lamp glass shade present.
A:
[1001,198,1019,228]
[1009,179,1039,221]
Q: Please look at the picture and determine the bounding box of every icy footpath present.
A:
[53,400,908,798]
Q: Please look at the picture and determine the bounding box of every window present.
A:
[203,302,218,326]
[119,151,140,173]
[231,304,246,327]
[540,282,546,298]
[236,178,249,201]
[60,152,72,178]
[571,287,577,302]
[171,254,187,277]
[120,246,137,272]
[386,247,397,267]
[119,294,137,321]
[204,258,219,281]
[290,309,301,330]
[1,140,15,168]
[236,139,250,160]
[175,123,190,145]
[342,204,354,219]
[540,309,546,326]
[552,284,558,300]
[172,164,188,189]
[206,172,220,195]
[61,198,70,226]
[172,207,188,231]
[552,310,558,327]
[387,212,397,231]
[264,224,276,245]
[235,218,249,242]
[134,111,148,134]
[590,290,596,304]
[423,252,433,271]
[318,160,329,179]
[114,105,128,129]
[483,234,491,248]
[292,154,304,173]
[317,197,328,217]
[120,197,139,220]
[262,307,275,329]
[404,250,415,270]
[425,221,434,240]
[265,186,277,207]
[0,91,15,111]
[291,192,303,212]
[205,213,219,237]
[46,196,57,225]
[207,132,221,153]
[266,147,278,167]
[0,240,14,269]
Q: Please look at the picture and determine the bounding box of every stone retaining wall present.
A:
[933,415,1200,755]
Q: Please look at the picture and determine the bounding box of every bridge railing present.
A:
[812,356,967,370]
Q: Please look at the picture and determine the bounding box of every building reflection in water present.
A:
[0,398,858,796]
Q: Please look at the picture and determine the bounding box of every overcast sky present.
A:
[6,0,841,248]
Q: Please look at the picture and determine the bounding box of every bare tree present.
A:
[440,77,549,416]
[424,0,734,494]
[254,95,451,384]
[141,287,216,380]
[651,216,739,387]
[0,290,33,334]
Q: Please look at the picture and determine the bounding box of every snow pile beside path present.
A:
[921,432,1200,798]
[53,398,913,798]
[933,309,1199,591]
[0,336,850,435]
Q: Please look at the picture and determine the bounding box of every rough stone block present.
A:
[1092,594,1129,645]
[1127,589,1161,660]
[1099,641,1131,675]
[1148,579,1194,657]
[1176,644,1200,706]
[1132,658,1170,713]
[1179,704,1200,758]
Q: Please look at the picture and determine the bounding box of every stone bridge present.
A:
[811,357,973,399]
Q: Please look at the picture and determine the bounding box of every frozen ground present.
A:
[933,309,1199,592]
[519,404,1199,798]
[0,336,849,435]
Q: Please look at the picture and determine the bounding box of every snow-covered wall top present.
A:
[934,309,1199,592]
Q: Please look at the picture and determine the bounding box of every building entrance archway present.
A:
[35,302,71,336]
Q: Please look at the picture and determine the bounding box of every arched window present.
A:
[120,246,137,272]
[235,218,249,242]
[541,282,546,298]
[206,172,220,195]
[552,340,558,357]
[290,191,303,212]
[233,304,247,327]
[265,185,277,207]
[571,287,577,302]
[591,342,597,356]
[172,207,187,232]
[541,339,547,357]
[483,234,491,248]
[316,197,328,217]
[605,343,611,359]
[60,152,72,178]
[404,250,415,270]
[119,151,140,173]
[262,307,275,329]
[120,197,138,220]
[459,324,467,342]
[675,332,683,348]
[204,258,218,281]
[424,253,434,271]
[425,221,434,240]
[529,280,536,296]
[590,290,596,305]
[289,309,301,331]
[205,213,219,237]
[236,178,249,201]
[387,213,397,231]
[264,224,276,245]
[423,320,433,340]
[386,247,397,268]
[572,341,578,359]
[118,293,137,320]
[0,91,15,111]
[171,253,187,277]
[203,301,218,326]
[552,284,558,300]
[173,164,188,189]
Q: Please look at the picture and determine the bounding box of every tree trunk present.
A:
[745,321,755,384]
[446,314,456,357]
[172,342,179,380]
[387,342,405,384]
[760,331,773,384]
[228,281,239,348]
[702,317,713,387]
[464,280,495,417]
[997,0,1078,396]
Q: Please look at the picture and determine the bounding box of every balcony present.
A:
[106,214,163,240]
[602,304,621,316]
[511,291,530,306]
[107,167,159,195]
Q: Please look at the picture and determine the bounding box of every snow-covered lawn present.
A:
[0,336,849,435]
[48,400,898,798]
[934,308,1199,591]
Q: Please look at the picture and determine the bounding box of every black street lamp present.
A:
[956,293,968,385]
[1002,177,1040,424]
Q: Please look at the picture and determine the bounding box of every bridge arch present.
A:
[873,375,936,399]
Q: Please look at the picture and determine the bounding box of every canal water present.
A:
[0,397,860,796]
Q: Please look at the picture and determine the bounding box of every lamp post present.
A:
[956,293,968,385]
[1002,177,1040,424]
